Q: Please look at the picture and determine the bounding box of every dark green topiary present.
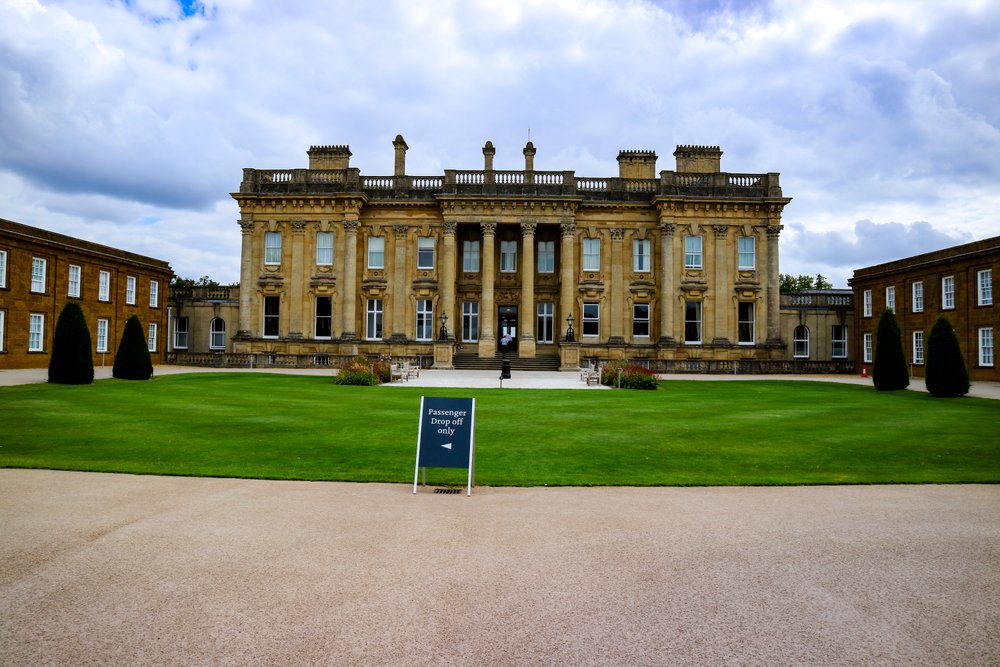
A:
[873,308,909,391]
[925,316,969,397]
[48,301,94,385]
[113,314,153,380]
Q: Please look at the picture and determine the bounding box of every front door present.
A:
[499,306,518,353]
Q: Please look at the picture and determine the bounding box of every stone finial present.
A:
[393,134,408,177]
[673,145,723,173]
[523,141,536,172]
[483,140,495,171]
[617,150,658,179]
[308,145,352,170]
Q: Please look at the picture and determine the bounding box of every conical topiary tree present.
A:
[925,316,969,397]
[873,308,909,391]
[48,301,94,385]
[113,314,153,380]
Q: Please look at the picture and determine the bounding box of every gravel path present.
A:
[2,470,998,666]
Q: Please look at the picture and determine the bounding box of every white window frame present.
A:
[367,236,385,269]
[684,301,702,344]
[463,240,480,273]
[684,235,703,269]
[316,231,334,266]
[582,302,600,337]
[979,328,994,367]
[462,301,479,342]
[912,331,924,365]
[99,270,111,302]
[263,296,280,339]
[173,317,189,350]
[885,285,895,313]
[97,319,109,353]
[29,313,45,351]
[978,269,992,306]
[737,302,754,344]
[864,333,873,364]
[210,318,226,349]
[832,325,848,359]
[31,257,46,293]
[126,276,136,305]
[315,297,332,340]
[737,235,756,270]
[415,299,433,341]
[583,238,600,272]
[149,280,159,308]
[147,323,157,352]
[68,265,81,298]
[863,289,872,317]
[633,303,650,338]
[536,302,554,344]
[633,239,650,273]
[366,298,383,341]
[942,275,955,310]
[500,240,517,273]
[265,231,282,265]
[793,325,810,358]
[417,237,435,270]
[537,241,555,273]
[912,281,923,313]
[0,249,7,288]
[0,310,5,352]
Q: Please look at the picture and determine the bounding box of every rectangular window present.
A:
[0,249,7,287]
[173,317,189,350]
[315,296,332,339]
[864,332,873,364]
[737,236,756,270]
[793,326,810,358]
[149,280,159,308]
[99,271,110,301]
[912,281,924,313]
[0,310,5,352]
[885,286,895,313]
[583,238,600,272]
[263,296,280,338]
[462,302,479,342]
[978,269,993,306]
[536,302,554,344]
[366,299,383,340]
[633,303,650,338]
[942,275,955,309]
[31,258,46,293]
[96,319,109,353]
[633,239,650,272]
[416,299,433,341]
[367,236,385,269]
[913,331,924,365]
[737,302,754,344]
[417,237,435,270]
[210,318,226,350]
[684,236,703,269]
[979,328,994,366]
[147,323,157,352]
[29,313,44,351]
[863,289,872,317]
[265,231,282,265]
[500,240,517,272]
[316,231,334,265]
[538,241,555,273]
[68,265,81,298]
[684,301,702,343]
[582,302,600,337]
[126,276,136,305]
[832,325,848,359]
[463,240,480,272]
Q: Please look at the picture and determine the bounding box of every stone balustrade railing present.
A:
[170,285,239,301]
[780,292,853,308]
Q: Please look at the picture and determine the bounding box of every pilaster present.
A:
[712,224,731,344]
[390,224,408,342]
[236,218,255,340]
[609,227,625,344]
[559,220,576,338]
[519,219,537,357]
[658,221,676,345]
[441,221,457,341]
[766,224,783,343]
[340,218,359,340]
[479,222,497,357]
[288,221,306,339]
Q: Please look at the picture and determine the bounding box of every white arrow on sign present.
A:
[441,443,452,450]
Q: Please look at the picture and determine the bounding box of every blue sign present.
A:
[413,397,476,495]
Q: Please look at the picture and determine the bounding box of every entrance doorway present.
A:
[499,306,518,353]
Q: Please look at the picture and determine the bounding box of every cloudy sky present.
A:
[2,0,998,287]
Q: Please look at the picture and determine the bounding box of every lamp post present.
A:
[439,312,449,340]
[565,313,575,342]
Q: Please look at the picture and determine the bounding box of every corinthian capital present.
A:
[480,222,497,237]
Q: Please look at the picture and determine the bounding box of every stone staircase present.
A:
[452,352,561,372]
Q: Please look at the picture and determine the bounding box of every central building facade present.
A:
[231,137,791,368]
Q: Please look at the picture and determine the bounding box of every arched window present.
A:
[210,318,226,350]
[793,325,809,358]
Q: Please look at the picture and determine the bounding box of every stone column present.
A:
[441,221,457,339]
[658,221,676,344]
[340,219,359,340]
[288,221,306,339]
[713,224,730,344]
[236,218,255,339]
[479,222,497,357]
[519,220,537,357]
[609,228,625,344]
[559,220,576,340]
[766,224,783,343]
[391,224,408,342]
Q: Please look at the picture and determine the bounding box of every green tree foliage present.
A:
[873,308,909,391]
[113,315,153,380]
[925,316,969,397]
[48,302,94,385]
[779,274,834,293]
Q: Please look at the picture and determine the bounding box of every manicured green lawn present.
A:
[1,373,998,486]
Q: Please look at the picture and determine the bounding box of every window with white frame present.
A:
[265,231,282,265]
[149,280,159,307]
[126,276,136,305]
[315,297,332,339]
[29,314,44,351]
[633,239,650,272]
[416,299,433,341]
[885,285,895,313]
[633,303,650,337]
[684,235,703,269]
[793,325,809,358]
[462,302,479,342]
[978,269,992,306]
[536,302,554,343]
[147,323,157,352]
[99,270,110,301]
[583,238,600,272]
[173,317,189,349]
[68,265,81,298]
[316,231,334,265]
[684,301,702,344]
[913,331,925,365]
[979,328,994,366]
[463,240,480,272]
[832,325,848,359]
[366,236,384,269]
[96,319,109,353]
[0,249,7,288]
[0,310,5,352]
[942,275,955,309]
[912,281,924,313]
[417,237,435,270]
[582,302,600,337]
[864,332,873,364]
[737,236,756,270]
[500,240,517,272]
[737,302,754,344]
[863,289,872,317]
[210,318,226,349]
[263,296,280,338]
[538,241,555,273]
[366,299,383,340]
[31,258,46,293]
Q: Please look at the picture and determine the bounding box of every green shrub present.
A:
[48,301,94,385]
[113,314,153,380]
[334,357,391,385]
[873,308,909,391]
[925,316,969,397]
[601,362,659,390]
